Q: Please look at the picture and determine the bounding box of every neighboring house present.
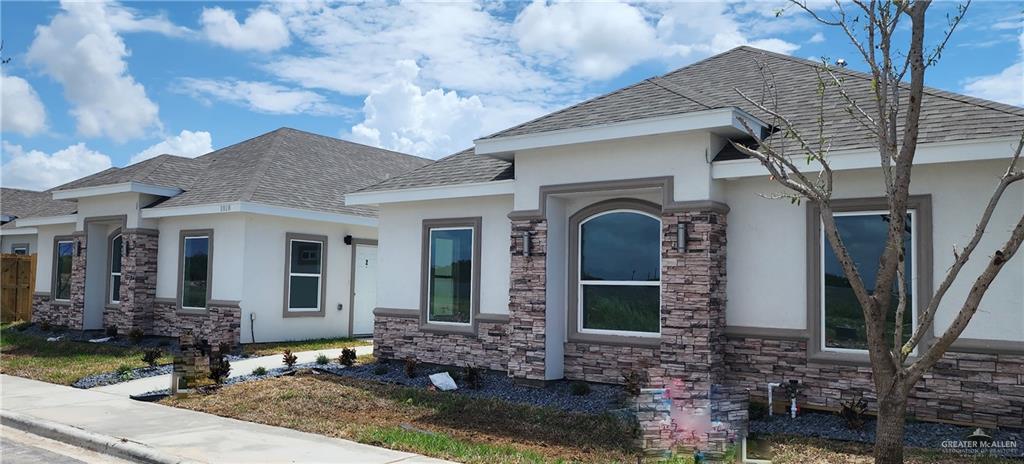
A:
[347,46,1024,452]
[16,127,429,345]
[0,188,76,255]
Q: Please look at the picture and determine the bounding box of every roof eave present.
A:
[52,181,182,200]
[14,215,77,227]
[347,179,515,206]
[474,107,766,160]
[141,201,378,227]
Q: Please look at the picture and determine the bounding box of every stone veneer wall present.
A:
[66,233,87,330]
[31,294,76,327]
[373,316,510,371]
[152,299,241,347]
[507,218,548,381]
[563,343,659,384]
[104,229,159,334]
[725,335,1024,429]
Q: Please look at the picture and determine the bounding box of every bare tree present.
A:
[732,1,1023,462]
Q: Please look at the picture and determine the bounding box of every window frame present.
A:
[420,217,481,334]
[10,243,29,255]
[806,196,933,364]
[567,198,663,347]
[107,230,123,305]
[177,229,213,313]
[52,236,75,302]
[283,233,328,317]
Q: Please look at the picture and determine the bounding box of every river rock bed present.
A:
[73,365,174,389]
[750,411,1024,457]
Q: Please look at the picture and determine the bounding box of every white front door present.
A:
[352,244,378,336]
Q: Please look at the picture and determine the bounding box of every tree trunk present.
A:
[873,390,908,464]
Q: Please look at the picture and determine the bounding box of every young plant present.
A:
[252,366,268,376]
[839,396,870,430]
[622,370,647,397]
[338,348,357,367]
[282,349,298,368]
[141,348,162,367]
[116,364,133,381]
[462,365,483,389]
[128,328,145,344]
[316,353,329,365]
[403,357,417,378]
[208,343,232,385]
[569,381,591,396]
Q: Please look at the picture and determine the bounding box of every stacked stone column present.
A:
[106,229,159,334]
[66,232,88,330]
[507,218,548,382]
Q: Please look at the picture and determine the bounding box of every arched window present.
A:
[572,200,661,337]
[109,233,123,304]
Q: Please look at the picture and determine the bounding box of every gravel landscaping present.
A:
[14,324,180,352]
[72,364,174,388]
[750,410,1024,458]
[137,362,313,397]
[316,361,626,415]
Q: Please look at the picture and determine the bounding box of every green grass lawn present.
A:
[242,337,370,357]
[0,322,171,385]
[164,373,640,463]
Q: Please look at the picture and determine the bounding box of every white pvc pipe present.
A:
[767,382,780,416]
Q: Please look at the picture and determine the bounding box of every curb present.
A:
[0,409,204,464]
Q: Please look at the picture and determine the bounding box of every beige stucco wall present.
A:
[375,195,512,316]
[722,158,1024,342]
[1,233,37,255]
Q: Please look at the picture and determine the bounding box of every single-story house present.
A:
[0,187,76,254]
[346,46,1024,452]
[17,127,428,345]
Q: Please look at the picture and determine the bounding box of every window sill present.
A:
[105,303,120,310]
[567,332,661,348]
[283,309,325,318]
[177,308,209,316]
[419,322,475,335]
[51,300,71,306]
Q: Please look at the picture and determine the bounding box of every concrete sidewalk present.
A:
[93,344,374,397]
[1,375,449,463]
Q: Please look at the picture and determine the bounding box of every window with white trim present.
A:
[11,245,28,255]
[822,211,916,352]
[287,239,324,312]
[427,227,473,325]
[109,233,122,304]
[577,209,661,336]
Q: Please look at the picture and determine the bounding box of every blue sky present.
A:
[1,1,1021,191]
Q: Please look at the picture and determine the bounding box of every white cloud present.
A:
[176,78,348,116]
[351,60,546,158]
[26,1,161,142]
[961,32,1024,106]
[201,7,290,52]
[808,32,826,44]
[1,74,47,136]
[513,1,661,79]
[1,141,111,190]
[653,2,801,58]
[106,4,191,37]
[130,130,213,164]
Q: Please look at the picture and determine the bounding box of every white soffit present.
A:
[345,180,515,206]
[51,181,182,200]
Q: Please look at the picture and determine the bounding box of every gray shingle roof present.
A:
[356,148,513,193]
[153,127,430,217]
[0,188,77,220]
[366,46,1024,193]
[55,154,210,192]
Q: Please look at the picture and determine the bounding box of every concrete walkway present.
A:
[92,344,374,396]
[1,375,449,463]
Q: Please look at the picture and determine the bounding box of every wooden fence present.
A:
[1,253,36,323]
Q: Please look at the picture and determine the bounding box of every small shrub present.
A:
[339,348,358,367]
[208,343,232,385]
[316,353,330,365]
[282,349,298,368]
[116,364,133,381]
[839,396,869,430]
[569,381,591,396]
[141,348,162,367]
[462,365,483,389]
[403,357,417,378]
[622,370,647,397]
[40,321,51,331]
[373,363,389,375]
[105,325,118,337]
[252,366,268,376]
[128,328,144,344]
